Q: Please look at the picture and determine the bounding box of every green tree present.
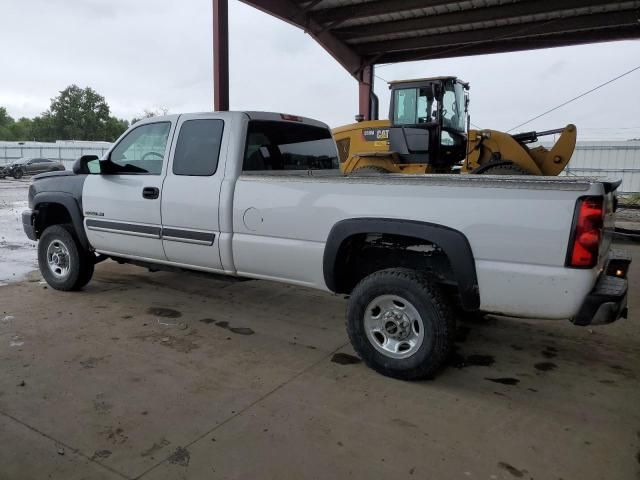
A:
[1,86,129,142]
[9,117,35,140]
[0,107,15,140]
[49,85,114,140]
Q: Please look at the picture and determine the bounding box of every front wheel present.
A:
[346,268,455,380]
[38,224,94,291]
[12,169,23,179]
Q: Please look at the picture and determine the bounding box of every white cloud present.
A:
[1,0,639,140]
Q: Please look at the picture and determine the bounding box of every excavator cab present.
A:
[388,77,469,171]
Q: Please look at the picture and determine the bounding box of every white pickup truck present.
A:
[23,111,630,379]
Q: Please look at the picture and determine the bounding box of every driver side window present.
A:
[109,122,171,175]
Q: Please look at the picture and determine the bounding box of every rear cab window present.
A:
[242,121,338,172]
[172,119,224,176]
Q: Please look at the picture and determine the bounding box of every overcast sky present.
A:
[1,0,639,140]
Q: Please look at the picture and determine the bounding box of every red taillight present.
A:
[567,197,604,268]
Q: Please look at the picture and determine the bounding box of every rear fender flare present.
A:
[323,218,480,310]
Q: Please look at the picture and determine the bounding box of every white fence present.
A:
[1,140,639,194]
[0,141,111,170]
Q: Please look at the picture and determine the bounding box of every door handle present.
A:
[142,187,160,199]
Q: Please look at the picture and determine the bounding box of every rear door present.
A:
[160,113,230,270]
[33,159,52,173]
[83,120,175,260]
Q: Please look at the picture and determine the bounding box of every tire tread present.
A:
[346,268,455,380]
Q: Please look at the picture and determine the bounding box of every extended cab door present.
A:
[160,113,230,271]
[83,120,174,260]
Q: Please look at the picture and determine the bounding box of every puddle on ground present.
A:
[535,361,557,372]
[498,461,525,477]
[91,450,112,460]
[449,352,495,368]
[331,353,361,365]
[485,377,520,385]
[214,320,254,335]
[167,447,190,467]
[147,307,182,318]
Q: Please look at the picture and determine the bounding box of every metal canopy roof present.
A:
[239,0,640,77]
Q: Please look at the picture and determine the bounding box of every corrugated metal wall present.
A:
[561,141,640,194]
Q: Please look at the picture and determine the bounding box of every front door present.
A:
[161,113,229,271]
[83,120,174,260]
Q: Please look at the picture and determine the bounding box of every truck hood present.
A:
[32,170,76,181]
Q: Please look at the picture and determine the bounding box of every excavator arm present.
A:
[464,124,577,175]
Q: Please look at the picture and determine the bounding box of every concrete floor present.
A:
[0,241,638,480]
[1,181,639,479]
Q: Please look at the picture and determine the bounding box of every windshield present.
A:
[392,87,437,125]
[14,158,30,164]
[441,81,466,133]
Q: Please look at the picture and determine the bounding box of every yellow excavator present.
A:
[333,76,577,176]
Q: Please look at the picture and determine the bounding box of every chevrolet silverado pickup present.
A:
[22,111,630,379]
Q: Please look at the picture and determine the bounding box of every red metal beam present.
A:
[213,0,229,111]
[358,65,374,121]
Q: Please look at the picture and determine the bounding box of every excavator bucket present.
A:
[526,124,577,176]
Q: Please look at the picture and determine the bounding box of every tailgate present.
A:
[598,180,621,270]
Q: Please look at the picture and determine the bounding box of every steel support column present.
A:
[358,65,374,121]
[213,0,229,111]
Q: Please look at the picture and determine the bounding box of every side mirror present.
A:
[72,155,100,174]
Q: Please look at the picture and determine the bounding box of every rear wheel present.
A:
[351,166,391,175]
[38,224,94,291]
[477,164,531,175]
[12,169,23,179]
[347,268,455,380]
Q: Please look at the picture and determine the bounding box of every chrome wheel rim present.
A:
[364,294,425,359]
[46,239,71,279]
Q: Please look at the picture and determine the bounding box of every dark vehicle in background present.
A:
[0,158,65,179]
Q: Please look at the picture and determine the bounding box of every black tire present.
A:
[76,259,95,289]
[13,169,23,179]
[38,224,94,291]
[346,268,455,380]
[478,164,531,175]
[351,166,391,175]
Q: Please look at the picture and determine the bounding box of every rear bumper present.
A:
[573,251,631,326]
[22,209,36,241]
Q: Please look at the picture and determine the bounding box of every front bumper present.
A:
[22,209,36,241]
[573,250,631,326]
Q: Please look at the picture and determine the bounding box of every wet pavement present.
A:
[0,180,639,479]
[0,180,35,285]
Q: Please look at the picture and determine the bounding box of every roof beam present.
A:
[336,0,633,41]
[355,10,640,55]
[372,25,640,63]
[312,0,462,25]
[238,0,364,76]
